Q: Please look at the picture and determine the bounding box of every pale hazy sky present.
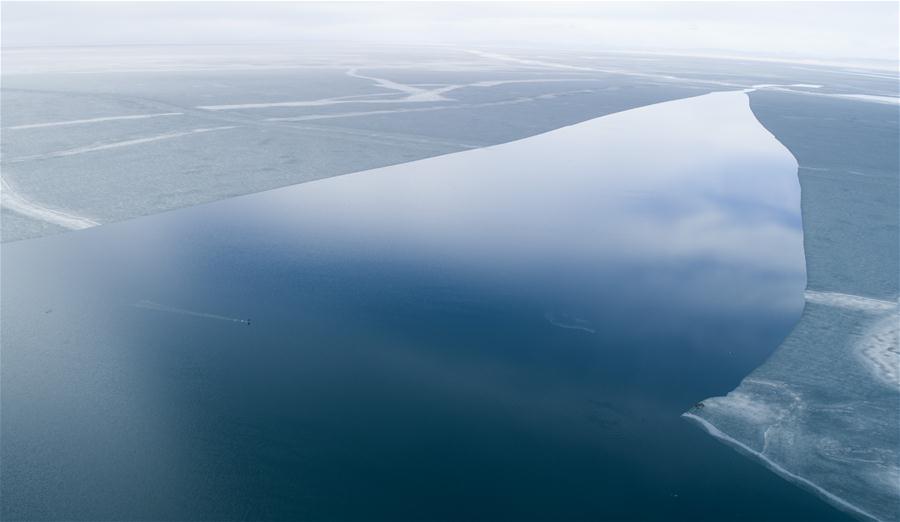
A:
[3,2,898,67]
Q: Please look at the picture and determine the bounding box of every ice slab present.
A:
[4,112,184,130]
[0,65,701,243]
[17,44,888,245]
[686,296,899,522]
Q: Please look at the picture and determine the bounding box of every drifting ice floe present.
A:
[464,50,596,72]
[858,313,900,389]
[804,290,897,313]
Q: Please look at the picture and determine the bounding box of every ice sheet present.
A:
[5,44,891,244]
[687,92,900,521]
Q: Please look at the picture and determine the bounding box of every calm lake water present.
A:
[1,93,853,520]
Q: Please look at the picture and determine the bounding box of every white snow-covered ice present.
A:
[0,176,99,230]
[7,126,239,163]
[4,112,184,130]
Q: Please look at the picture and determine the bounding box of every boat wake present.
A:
[134,300,250,325]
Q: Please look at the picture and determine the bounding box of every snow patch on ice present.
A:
[465,50,596,72]
[857,314,900,390]
[7,126,239,162]
[702,390,779,425]
[828,94,900,106]
[804,290,897,312]
[1,176,99,230]
[263,89,600,122]
[751,83,823,90]
[197,73,601,111]
[804,290,899,389]
[749,86,900,106]
[5,112,184,130]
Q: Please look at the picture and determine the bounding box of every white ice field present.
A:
[3,45,897,243]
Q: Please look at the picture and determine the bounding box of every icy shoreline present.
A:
[684,293,899,521]
[685,95,899,521]
[683,412,882,522]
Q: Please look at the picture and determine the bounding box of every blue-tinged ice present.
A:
[686,294,899,521]
[686,93,900,522]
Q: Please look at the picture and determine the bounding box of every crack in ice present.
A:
[5,112,184,130]
[6,126,239,162]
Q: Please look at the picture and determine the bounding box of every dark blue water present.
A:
[1,95,852,520]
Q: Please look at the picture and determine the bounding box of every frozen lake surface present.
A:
[689,90,899,522]
[1,90,846,520]
[3,44,897,242]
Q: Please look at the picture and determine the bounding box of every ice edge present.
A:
[682,93,893,521]
[682,413,881,522]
